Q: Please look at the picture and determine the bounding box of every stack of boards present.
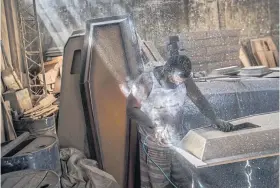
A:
[240,36,279,68]
[22,95,58,120]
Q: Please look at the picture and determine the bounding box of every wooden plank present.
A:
[256,51,269,67]
[81,21,136,187]
[3,0,22,74]
[57,33,87,154]
[262,36,278,50]
[3,89,32,113]
[143,41,164,62]
[243,40,258,66]
[250,39,261,65]
[1,108,6,143]
[41,106,58,118]
[251,40,269,66]
[29,105,57,117]
[2,69,22,91]
[1,78,5,94]
[24,94,56,114]
[1,31,23,90]
[141,42,155,63]
[264,51,276,68]
[1,97,16,140]
[10,0,23,81]
[239,45,251,67]
[262,36,279,66]
[12,71,23,89]
[24,105,47,116]
[251,38,279,68]
[41,58,62,91]
[53,76,61,94]
[43,69,59,85]
[44,56,63,66]
[272,51,279,66]
[1,132,29,157]
[1,0,12,67]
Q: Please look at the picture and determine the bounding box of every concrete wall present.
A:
[35,0,279,60]
[182,29,241,72]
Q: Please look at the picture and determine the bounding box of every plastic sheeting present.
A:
[60,148,119,188]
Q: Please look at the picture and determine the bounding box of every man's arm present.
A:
[185,77,232,132]
[127,102,154,129]
[126,73,155,130]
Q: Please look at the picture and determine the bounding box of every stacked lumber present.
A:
[251,37,279,67]
[240,36,279,68]
[22,94,58,120]
[239,45,251,67]
[1,41,61,141]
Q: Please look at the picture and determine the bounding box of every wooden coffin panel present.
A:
[57,31,88,154]
[81,16,141,187]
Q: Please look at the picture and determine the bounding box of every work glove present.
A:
[214,119,233,132]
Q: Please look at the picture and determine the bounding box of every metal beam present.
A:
[17,0,46,101]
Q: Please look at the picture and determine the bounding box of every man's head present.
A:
[163,54,192,86]
[153,35,192,89]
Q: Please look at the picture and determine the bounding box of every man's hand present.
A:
[214,119,233,132]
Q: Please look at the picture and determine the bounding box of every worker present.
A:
[125,36,233,187]
[127,36,232,141]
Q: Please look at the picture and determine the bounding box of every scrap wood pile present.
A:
[239,36,279,68]
[1,88,59,121]
[22,94,58,120]
[1,56,61,120]
[1,42,62,142]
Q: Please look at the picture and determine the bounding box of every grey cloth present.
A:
[60,148,120,188]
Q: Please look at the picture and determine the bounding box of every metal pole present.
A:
[17,0,47,102]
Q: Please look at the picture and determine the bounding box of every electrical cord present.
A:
[142,135,179,188]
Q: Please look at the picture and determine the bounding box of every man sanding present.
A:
[126,36,233,187]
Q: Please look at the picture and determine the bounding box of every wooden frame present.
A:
[80,16,142,187]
